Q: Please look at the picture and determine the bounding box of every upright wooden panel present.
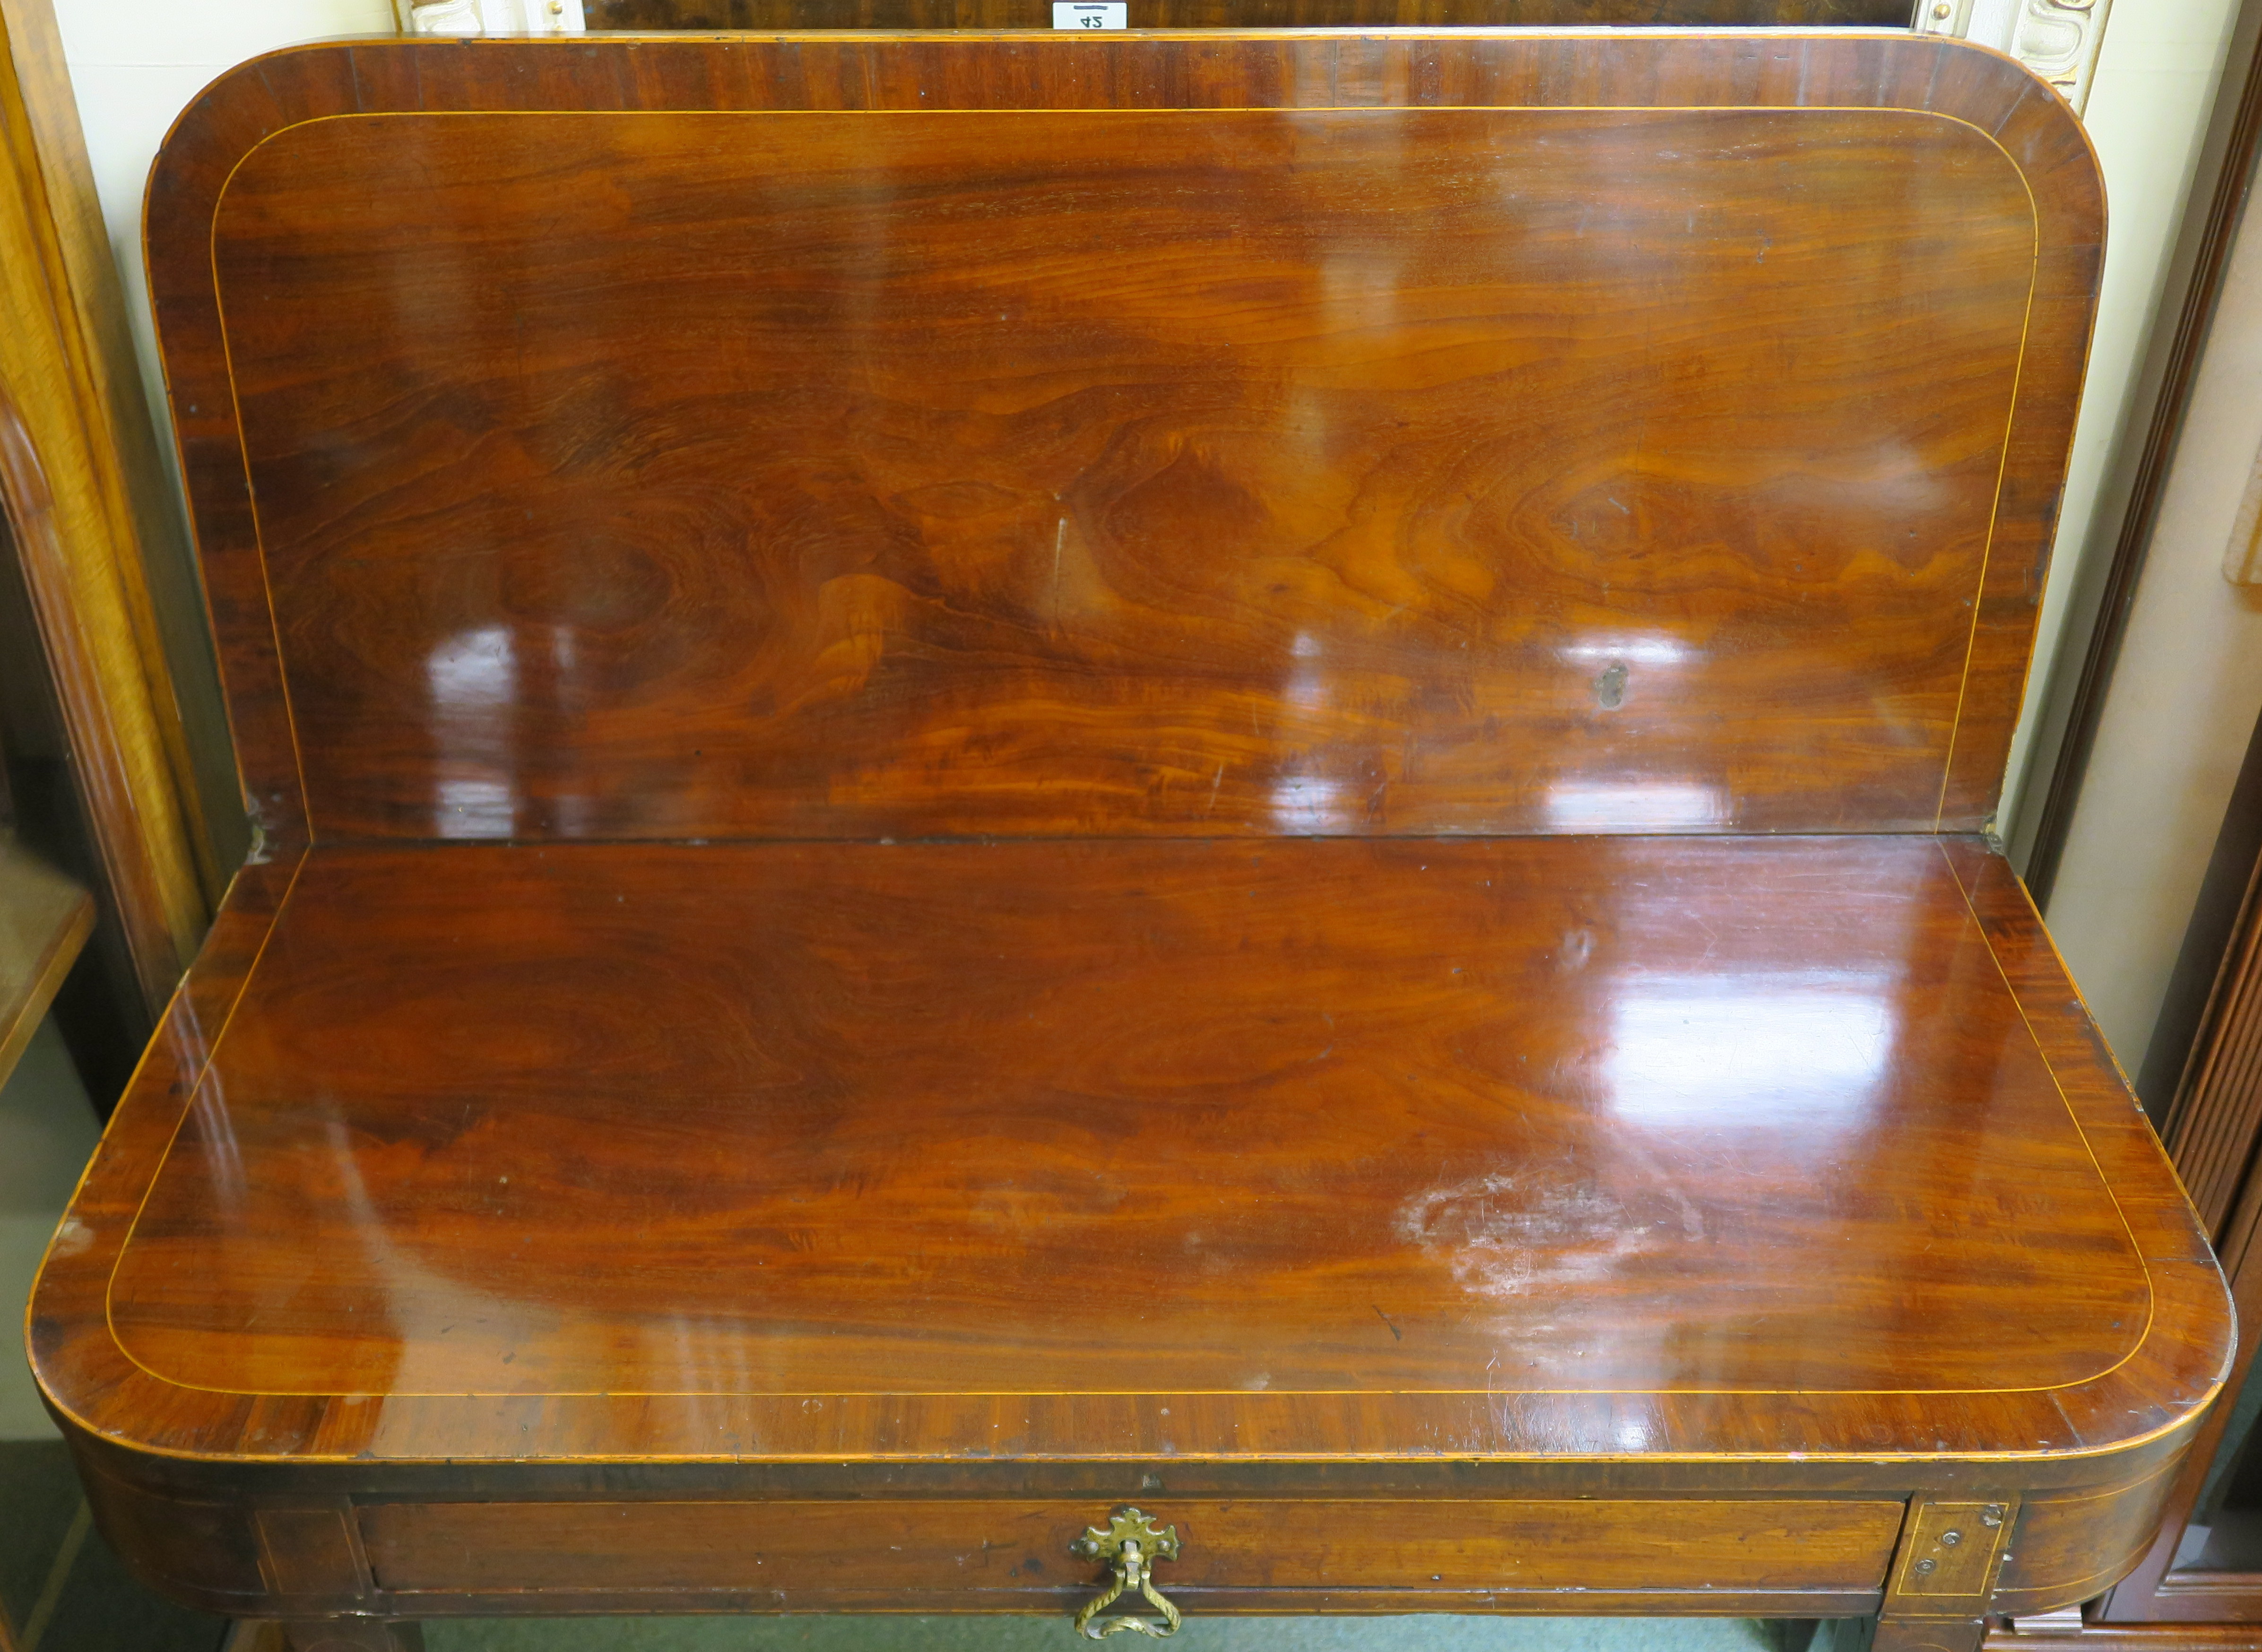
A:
[0,0,240,908]
[584,0,1917,25]
[144,34,2102,845]
[2164,850,2262,1237]
[0,0,214,1009]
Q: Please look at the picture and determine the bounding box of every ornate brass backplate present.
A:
[1069,1507,1183,1639]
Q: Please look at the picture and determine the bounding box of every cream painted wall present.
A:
[52,0,394,470]
[2045,207,2262,1075]
[2001,0,2245,832]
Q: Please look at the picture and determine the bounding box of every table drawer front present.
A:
[363,1497,1904,1597]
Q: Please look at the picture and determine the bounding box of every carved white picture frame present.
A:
[1916,0,2113,115]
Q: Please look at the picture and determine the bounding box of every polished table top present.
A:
[32,28,2220,1505]
[151,34,2096,851]
[41,833,2221,1468]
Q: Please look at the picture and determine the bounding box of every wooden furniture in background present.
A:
[2162,717,2262,1252]
[29,29,2231,1652]
[580,0,1912,25]
[554,0,2122,121]
[1983,710,2262,1645]
[0,515,90,1084]
[0,0,225,1094]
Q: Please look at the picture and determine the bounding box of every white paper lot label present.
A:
[1053,2,1127,25]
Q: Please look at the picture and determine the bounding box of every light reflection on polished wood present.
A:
[166,35,2090,847]
[22,27,2227,1650]
[108,837,2148,1415]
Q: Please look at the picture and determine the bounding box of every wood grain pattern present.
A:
[2164,846,2262,1237]
[142,32,2100,847]
[361,1496,1906,1595]
[0,0,216,1003]
[40,834,2214,1465]
[33,28,2217,1639]
[30,835,2230,1626]
[219,104,2024,840]
[1992,1458,2185,1618]
[0,0,237,909]
[256,1508,365,1600]
[1867,1493,2016,1652]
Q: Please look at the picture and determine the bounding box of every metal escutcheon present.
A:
[1069,1507,1183,1639]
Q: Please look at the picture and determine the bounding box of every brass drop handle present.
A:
[1070,1507,1183,1639]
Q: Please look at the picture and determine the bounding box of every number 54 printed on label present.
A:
[1051,2,1127,24]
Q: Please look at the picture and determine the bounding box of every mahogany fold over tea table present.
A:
[29,26,2235,1652]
